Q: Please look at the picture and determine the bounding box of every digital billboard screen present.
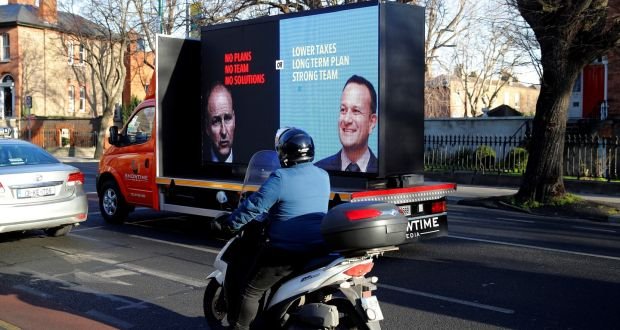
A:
[201,4,379,175]
[199,1,425,180]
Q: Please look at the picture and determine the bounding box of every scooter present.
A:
[204,150,409,329]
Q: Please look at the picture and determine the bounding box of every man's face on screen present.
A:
[338,82,377,154]
[207,86,235,160]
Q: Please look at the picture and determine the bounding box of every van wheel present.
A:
[99,180,129,224]
[44,224,73,237]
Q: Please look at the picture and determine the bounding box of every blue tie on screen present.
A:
[345,163,360,172]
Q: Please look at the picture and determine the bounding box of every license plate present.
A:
[16,186,56,199]
[360,295,384,321]
[406,214,448,241]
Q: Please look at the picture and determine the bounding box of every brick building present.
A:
[0,0,151,146]
[569,0,620,121]
[607,0,620,120]
[122,32,154,112]
[425,74,540,118]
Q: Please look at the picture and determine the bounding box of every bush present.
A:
[475,145,496,170]
[505,147,529,173]
[450,148,474,168]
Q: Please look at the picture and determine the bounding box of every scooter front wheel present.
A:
[203,278,227,328]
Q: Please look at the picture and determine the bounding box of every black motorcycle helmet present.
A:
[275,127,315,167]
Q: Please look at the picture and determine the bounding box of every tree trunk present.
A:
[516,62,580,203]
[513,0,620,204]
[93,104,115,159]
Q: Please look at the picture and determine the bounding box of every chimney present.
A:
[38,0,58,25]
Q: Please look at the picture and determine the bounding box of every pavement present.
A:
[1,156,618,329]
[56,153,620,218]
[447,183,620,208]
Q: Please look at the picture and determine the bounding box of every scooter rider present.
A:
[218,127,331,330]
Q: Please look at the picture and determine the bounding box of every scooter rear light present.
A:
[344,209,382,221]
[344,262,374,277]
[431,200,446,213]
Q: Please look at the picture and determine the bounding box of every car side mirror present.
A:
[108,126,120,146]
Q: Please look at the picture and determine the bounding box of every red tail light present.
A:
[344,209,382,221]
[67,172,85,185]
[431,200,446,213]
[344,262,374,277]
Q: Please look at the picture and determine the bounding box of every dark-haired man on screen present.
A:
[316,74,378,172]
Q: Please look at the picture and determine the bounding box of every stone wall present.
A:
[425,117,532,137]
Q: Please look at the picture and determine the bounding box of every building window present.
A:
[67,41,74,65]
[67,41,75,65]
[1,75,14,118]
[514,93,520,109]
[572,73,582,93]
[79,44,86,64]
[68,85,75,112]
[79,86,86,112]
[1,33,9,61]
[137,38,145,51]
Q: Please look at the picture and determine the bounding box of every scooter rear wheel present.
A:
[203,279,227,328]
[326,298,371,330]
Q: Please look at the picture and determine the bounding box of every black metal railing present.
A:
[425,134,620,181]
[19,129,97,149]
[18,128,620,181]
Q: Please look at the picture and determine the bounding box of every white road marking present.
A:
[72,226,105,232]
[571,226,616,233]
[129,235,222,254]
[48,241,210,288]
[496,217,535,224]
[96,268,138,278]
[449,235,620,261]
[74,271,133,286]
[73,252,208,288]
[119,263,207,288]
[378,283,514,314]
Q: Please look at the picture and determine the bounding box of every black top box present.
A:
[321,201,408,255]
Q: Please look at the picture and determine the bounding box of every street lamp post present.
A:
[159,0,163,33]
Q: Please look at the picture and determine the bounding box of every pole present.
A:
[185,0,189,38]
[159,0,163,33]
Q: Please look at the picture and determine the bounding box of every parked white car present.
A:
[0,133,88,237]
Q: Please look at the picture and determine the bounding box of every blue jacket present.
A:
[226,162,331,252]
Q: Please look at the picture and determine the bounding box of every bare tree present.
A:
[502,5,542,83]
[451,20,527,117]
[421,0,467,79]
[60,0,137,159]
[131,0,189,54]
[508,0,620,203]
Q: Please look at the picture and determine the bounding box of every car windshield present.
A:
[0,143,60,167]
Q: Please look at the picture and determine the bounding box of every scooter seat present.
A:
[298,253,341,274]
